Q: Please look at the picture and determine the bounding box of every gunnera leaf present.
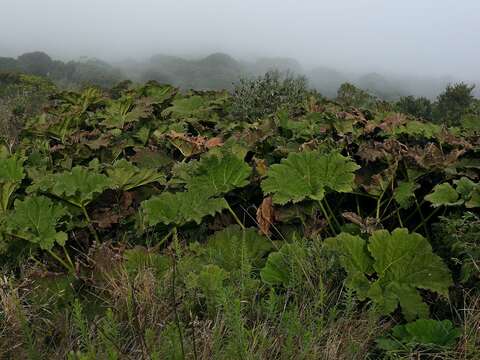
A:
[203,225,273,272]
[326,228,452,321]
[141,152,250,227]
[261,151,360,205]
[377,319,460,351]
[394,181,420,209]
[424,183,462,207]
[324,233,373,299]
[107,159,165,191]
[29,166,112,207]
[139,83,177,105]
[425,178,480,208]
[455,177,480,208]
[260,243,307,287]
[185,264,229,314]
[6,196,68,250]
[186,152,251,197]
[162,96,210,119]
[141,191,227,227]
[101,98,152,129]
[0,156,25,215]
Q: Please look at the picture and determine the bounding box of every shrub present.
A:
[230,70,309,121]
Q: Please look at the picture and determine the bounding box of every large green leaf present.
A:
[142,152,251,227]
[394,181,419,209]
[424,183,462,207]
[262,151,359,205]
[186,153,251,196]
[30,166,112,207]
[6,196,68,250]
[141,191,227,227]
[107,159,165,191]
[162,96,210,119]
[425,178,480,208]
[0,156,25,215]
[203,225,273,272]
[260,243,307,287]
[324,232,373,298]
[378,319,461,351]
[140,83,177,105]
[101,98,152,129]
[326,228,452,320]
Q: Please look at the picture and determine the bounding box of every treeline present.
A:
[4,50,478,102]
[336,81,479,126]
[0,51,123,88]
[1,51,479,126]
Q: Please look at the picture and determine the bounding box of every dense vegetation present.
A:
[3,51,479,102]
[0,72,479,359]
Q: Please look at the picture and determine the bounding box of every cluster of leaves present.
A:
[324,229,452,320]
[1,77,479,358]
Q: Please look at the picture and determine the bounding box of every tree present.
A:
[434,82,475,125]
[336,82,376,109]
[0,57,20,73]
[17,51,54,77]
[396,96,433,120]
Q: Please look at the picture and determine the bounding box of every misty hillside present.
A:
[2,50,478,101]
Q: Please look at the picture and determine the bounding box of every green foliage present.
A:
[425,183,461,207]
[5,196,68,250]
[425,178,480,208]
[0,155,24,215]
[186,152,251,196]
[107,159,165,191]
[325,228,452,320]
[2,77,480,359]
[163,96,209,118]
[323,233,372,294]
[395,96,433,120]
[394,181,419,209]
[434,82,476,125]
[231,70,309,121]
[336,82,377,109]
[17,52,54,77]
[203,225,272,272]
[433,212,480,283]
[186,264,229,312]
[142,191,227,226]
[123,246,170,277]
[390,120,441,139]
[378,319,460,352]
[262,151,359,204]
[260,242,307,287]
[142,152,251,227]
[101,98,152,129]
[30,166,112,207]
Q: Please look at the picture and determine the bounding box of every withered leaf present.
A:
[256,196,275,236]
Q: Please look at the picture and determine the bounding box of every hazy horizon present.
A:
[2,0,480,81]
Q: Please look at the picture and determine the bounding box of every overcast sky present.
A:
[1,0,479,78]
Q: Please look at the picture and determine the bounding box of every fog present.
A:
[1,0,479,93]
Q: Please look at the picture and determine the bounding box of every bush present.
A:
[231,70,309,121]
[336,82,377,109]
[433,212,480,284]
[396,95,433,120]
[434,82,476,125]
[0,73,55,149]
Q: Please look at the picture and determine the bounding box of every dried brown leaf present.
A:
[256,196,275,236]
